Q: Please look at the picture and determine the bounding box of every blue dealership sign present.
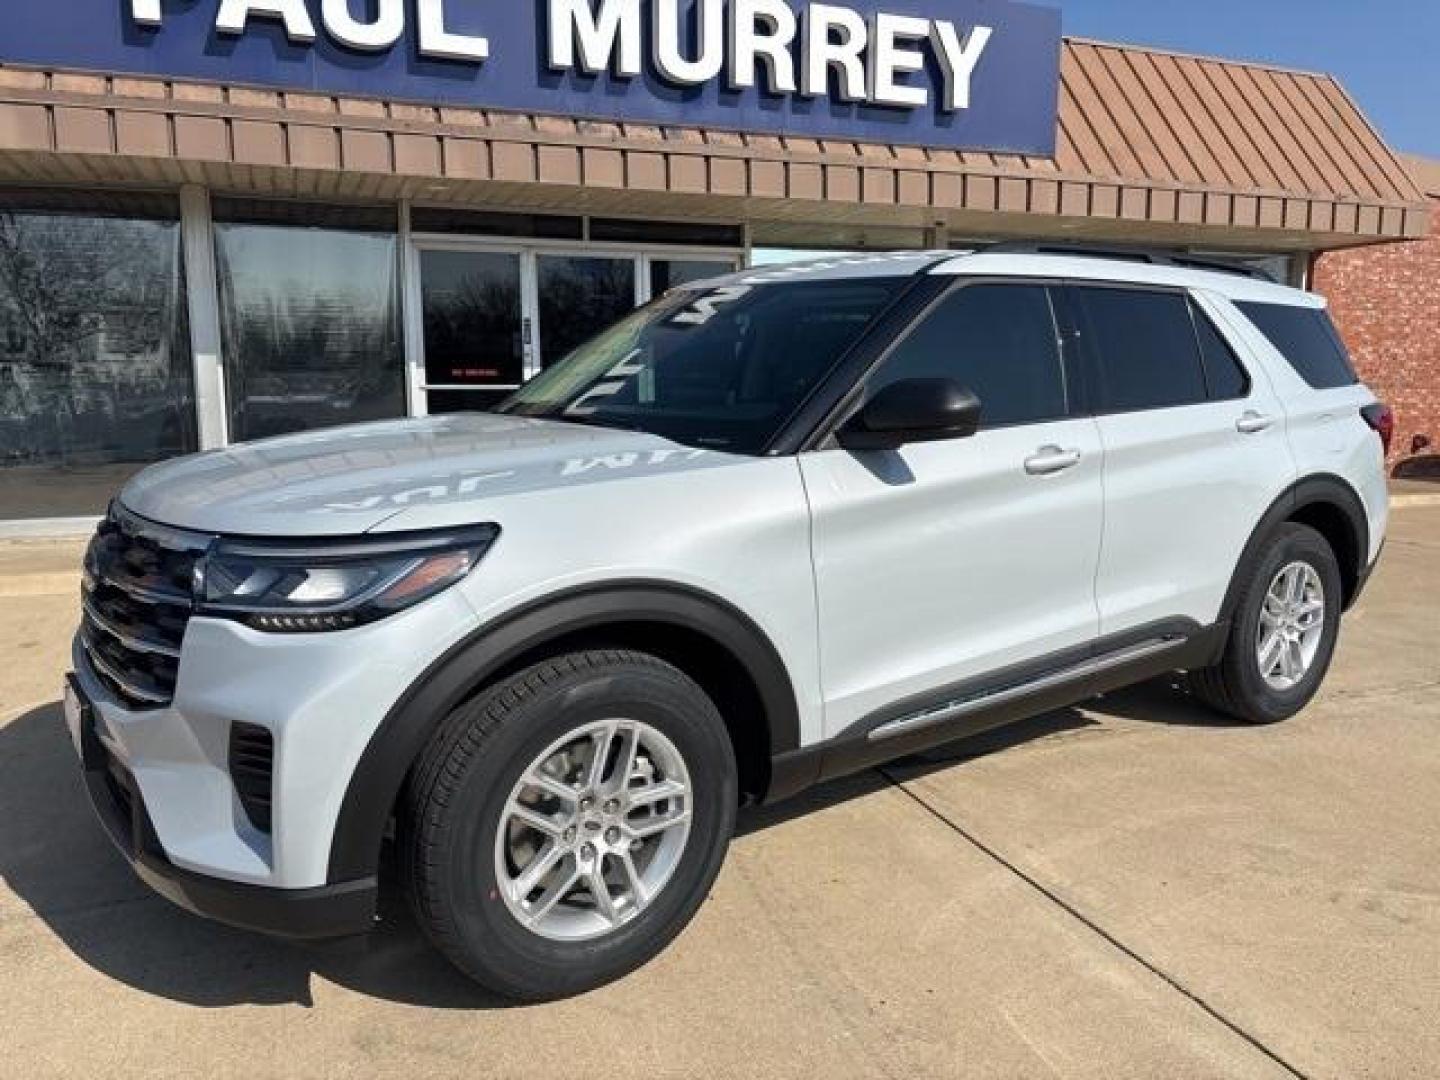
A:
[0,1,1061,154]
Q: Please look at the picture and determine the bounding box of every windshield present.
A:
[499,278,906,454]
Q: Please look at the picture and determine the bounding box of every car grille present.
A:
[80,507,212,709]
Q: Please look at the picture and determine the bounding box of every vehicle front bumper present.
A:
[65,585,479,935]
[67,672,378,938]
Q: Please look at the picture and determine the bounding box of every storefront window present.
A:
[650,259,735,295]
[537,255,636,369]
[0,195,195,520]
[214,201,404,442]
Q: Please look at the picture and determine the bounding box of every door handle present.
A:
[1236,411,1276,434]
[1024,446,1082,475]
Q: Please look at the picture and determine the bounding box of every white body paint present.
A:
[71,252,1387,901]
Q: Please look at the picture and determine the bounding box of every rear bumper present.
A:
[1348,540,1385,611]
[69,673,377,939]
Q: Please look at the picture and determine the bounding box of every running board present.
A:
[867,635,1189,743]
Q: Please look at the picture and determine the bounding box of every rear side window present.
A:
[1235,302,1358,389]
[1073,288,1208,412]
[1190,303,1250,401]
[870,283,1066,428]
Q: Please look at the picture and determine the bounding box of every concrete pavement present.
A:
[1,509,1436,1079]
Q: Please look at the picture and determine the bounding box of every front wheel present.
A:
[399,650,737,1000]
[1189,522,1343,724]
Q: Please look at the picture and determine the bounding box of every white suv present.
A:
[66,248,1390,999]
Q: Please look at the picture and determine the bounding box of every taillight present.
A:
[1361,403,1394,454]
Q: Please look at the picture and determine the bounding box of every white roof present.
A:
[931,251,1321,307]
[696,249,1320,307]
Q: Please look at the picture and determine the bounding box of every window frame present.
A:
[814,276,1082,447]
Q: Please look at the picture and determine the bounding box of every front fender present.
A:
[324,579,801,883]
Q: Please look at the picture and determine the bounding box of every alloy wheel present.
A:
[1256,560,1326,691]
[493,718,692,942]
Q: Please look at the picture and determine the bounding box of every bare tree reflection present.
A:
[538,257,637,369]
[0,211,195,500]
[215,225,405,441]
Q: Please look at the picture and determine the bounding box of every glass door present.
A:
[409,239,741,416]
[644,255,738,296]
[416,246,530,414]
[535,253,639,370]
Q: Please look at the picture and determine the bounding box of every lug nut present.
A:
[603,799,620,814]
[605,826,621,845]
[580,842,596,862]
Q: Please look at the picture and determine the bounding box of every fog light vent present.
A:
[229,722,274,834]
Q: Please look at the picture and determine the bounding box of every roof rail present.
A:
[977,242,1277,282]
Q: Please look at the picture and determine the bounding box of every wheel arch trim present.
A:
[1218,473,1370,631]
[325,579,801,883]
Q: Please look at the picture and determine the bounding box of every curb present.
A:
[1391,493,1440,511]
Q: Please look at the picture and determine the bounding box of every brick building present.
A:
[1314,155,1440,469]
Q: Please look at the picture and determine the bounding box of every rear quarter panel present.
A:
[1208,296,1388,564]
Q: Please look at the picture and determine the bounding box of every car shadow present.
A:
[1,681,1217,1009]
[0,702,507,1011]
[734,706,1099,837]
[1085,675,1257,729]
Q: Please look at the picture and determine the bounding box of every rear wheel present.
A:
[1189,523,1343,723]
[399,650,736,1000]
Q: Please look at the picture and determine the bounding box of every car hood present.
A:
[119,413,735,536]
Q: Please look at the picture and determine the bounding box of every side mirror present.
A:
[837,378,982,451]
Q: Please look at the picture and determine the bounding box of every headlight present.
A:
[196,525,498,633]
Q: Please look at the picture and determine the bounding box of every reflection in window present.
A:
[1074,288,1210,413]
[420,249,524,388]
[504,279,904,454]
[537,256,636,369]
[873,285,1067,428]
[0,205,195,520]
[215,211,404,442]
[426,388,514,415]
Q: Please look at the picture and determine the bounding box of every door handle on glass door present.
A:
[1236,411,1276,434]
[1024,446,1082,475]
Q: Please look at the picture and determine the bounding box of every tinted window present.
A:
[503,279,903,454]
[1191,303,1250,400]
[870,284,1065,428]
[1075,288,1207,412]
[1235,302,1357,389]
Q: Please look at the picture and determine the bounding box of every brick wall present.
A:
[1312,197,1440,469]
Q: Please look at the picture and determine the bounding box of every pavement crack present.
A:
[878,767,1312,1080]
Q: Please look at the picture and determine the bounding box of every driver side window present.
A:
[869,283,1068,429]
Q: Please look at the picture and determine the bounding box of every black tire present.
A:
[1189,522,1343,724]
[398,650,737,1000]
